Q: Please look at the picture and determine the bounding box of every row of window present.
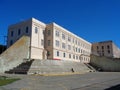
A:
[97,45,110,50]
[56,51,89,61]
[47,40,90,54]
[10,27,29,37]
[47,30,90,49]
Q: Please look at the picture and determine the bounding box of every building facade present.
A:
[7,18,91,63]
[92,41,120,58]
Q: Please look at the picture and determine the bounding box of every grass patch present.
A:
[0,76,20,86]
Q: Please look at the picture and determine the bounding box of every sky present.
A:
[0,0,120,47]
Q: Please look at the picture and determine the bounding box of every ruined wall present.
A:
[0,36,30,73]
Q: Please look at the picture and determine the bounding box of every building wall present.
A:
[30,18,46,59]
[92,41,120,58]
[7,19,32,48]
[45,23,91,63]
[7,18,92,62]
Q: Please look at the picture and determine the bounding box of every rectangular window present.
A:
[62,33,65,40]
[75,40,77,45]
[68,45,71,50]
[48,30,51,36]
[41,39,44,46]
[78,48,80,53]
[26,27,29,33]
[102,46,104,49]
[48,40,50,46]
[18,29,21,35]
[57,51,59,56]
[56,30,60,37]
[47,51,50,56]
[69,54,71,58]
[73,38,74,43]
[76,56,78,60]
[76,47,77,52]
[11,31,14,37]
[63,53,65,57]
[56,40,60,47]
[68,36,71,42]
[62,43,66,49]
[35,27,38,33]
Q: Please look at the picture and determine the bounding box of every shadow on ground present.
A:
[105,84,120,90]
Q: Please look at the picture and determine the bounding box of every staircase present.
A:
[27,59,91,74]
[84,63,96,72]
[5,60,33,74]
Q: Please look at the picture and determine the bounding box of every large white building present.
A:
[7,18,91,63]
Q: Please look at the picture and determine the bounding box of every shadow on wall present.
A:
[0,45,6,54]
[105,84,120,90]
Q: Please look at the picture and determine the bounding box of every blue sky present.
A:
[0,0,120,47]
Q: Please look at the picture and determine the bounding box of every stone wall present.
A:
[0,36,30,73]
[90,55,120,71]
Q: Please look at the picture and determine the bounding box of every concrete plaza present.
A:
[0,72,120,90]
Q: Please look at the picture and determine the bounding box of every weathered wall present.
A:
[90,55,120,71]
[0,36,30,73]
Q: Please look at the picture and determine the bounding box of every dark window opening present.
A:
[11,31,14,37]
[18,29,21,35]
[57,51,59,56]
[26,27,29,33]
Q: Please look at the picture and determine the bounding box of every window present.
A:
[26,27,29,33]
[56,30,59,37]
[48,30,51,36]
[35,27,38,33]
[108,50,110,54]
[68,36,71,42]
[11,31,14,37]
[63,53,65,57]
[78,41,80,46]
[78,48,80,53]
[76,47,77,52]
[76,56,78,60]
[62,33,65,40]
[107,45,110,49]
[62,43,66,49]
[56,40,60,47]
[73,38,74,43]
[97,46,99,49]
[18,29,21,35]
[10,40,13,45]
[75,40,77,45]
[102,46,104,49]
[47,51,50,56]
[41,39,44,46]
[48,40,50,46]
[68,45,71,50]
[69,54,71,58]
[57,51,59,56]
[43,30,44,35]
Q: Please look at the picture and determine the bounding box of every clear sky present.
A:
[0,0,120,47]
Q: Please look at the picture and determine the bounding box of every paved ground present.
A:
[0,72,120,90]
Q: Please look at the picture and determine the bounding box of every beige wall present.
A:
[7,18,92,62]
[7,19,32,47]
[45,23,91,63]
[30,18,46,59]
[92,41,120,58]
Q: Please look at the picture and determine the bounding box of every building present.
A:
[92,40,120,58]
[7,18,91,63]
